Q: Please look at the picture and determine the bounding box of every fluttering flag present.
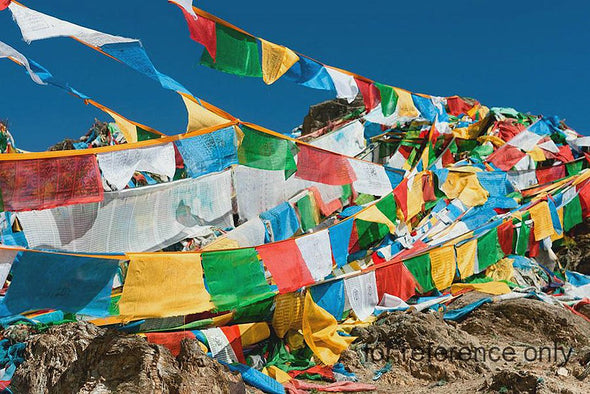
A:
[344,271,379,321]
[446,96,479,117]
[412,94,438,122]
[201,24,262,77]
[118,253,213,319]
[374,261,416,301]
[310,280,345,321]
[429,246,456,290]
[295,145,356,186]
[201,248,274,311]
[257,240,314,293]
[238,125,297,172]
[181,94,231,132]
[0,251,119,317]
[455,239,477,279]
[374,83,398,117]
[403,254,435,293]
[487,145,527,171]
[302,292,355,365]
[283,56,335,91]
[0,40,44,84]
[0,155,104,212]
[295,230,333,281]
[175,126,238,178]
[259,202,301,242]
[476,227,504,273]
[325,68,359,103]
[328,219,354,268]
[563,196,583,232]
[347,159,393,196]
[260,39,299,85]
[393,88,419,118]
[528,201,555,241]
[0,0,10,11]
[355,79,379,111]
[97,143,177,190]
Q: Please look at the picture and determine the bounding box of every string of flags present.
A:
[1,1,590,393]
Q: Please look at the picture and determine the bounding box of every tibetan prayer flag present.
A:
[441,171,489,207]
[272,292,304,338]
[496,221,514,255]
[374,82,398,117]
[179,7,216,59]
[201,248,274,311]
[175,126,238,178]
[325,68,359,103]
[429,246,455,290]
[564,195,583,231]
[566,160,583,176]
[446,96,478,117]
[376,194,397,222]
[328,219,354,268]
[536,165,565,185]
[356,205,396,233]
[296,193,319,232]
[344,271,378,321]
[0,251,118,317]
[455,239,476,279]
[393,88,419,118]
[528,201,555,240]
[283,56,335,91]
[393,178,409,219]
[295,145,356,185]
[302,292,355,366]
[260,39,299,84]
[355,79,379,111]
[310,280,345,321]
[403,254,435,293]
[412,95,437,122]
[101,107,161,143]
[515,215,530,256]
[476,228,504,273]
[259,202,301,242]
[487,145,526,172]
[257,240,314,293]
[201,24,262,77]
[0,1,10,11]
[355,219,389,250]
[118,253,213,319]
[375,261,416,301]
[238,125,297,172]
[181,95,230,132]
[347,159,392,196]
[0,155,103,212]
[295,230,333,281]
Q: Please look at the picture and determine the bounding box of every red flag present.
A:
[442,148,455,167]
[295,145,357,185]
[0,155,104,212]
[145,331,196,356]
[422,172,436,202]
[393,178,408,219]
[257,240,314,293]
[556,145,574,163]
[375,261,417,301]
[220,325,246,363]
[178,8,217,60]
[536,165,565,185]
[309,186,342,217]
[496,119,525,142]
[446,96,479,117]
[487,145,526,171]
[577,181,590,217]
[355,79,379,111]
[0,1,10,11]
[497,221,514,255]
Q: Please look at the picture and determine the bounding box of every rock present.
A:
[10,322,245,394]
[557,367,569,376]
[301,97,364,136]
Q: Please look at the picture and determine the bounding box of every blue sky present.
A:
[0,0,588,151]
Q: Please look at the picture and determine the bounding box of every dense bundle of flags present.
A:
[0,1,589,393]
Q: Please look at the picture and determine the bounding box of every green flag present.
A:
[514,214,530,256]
[477,227,505,271]
[374,82,398,117]
[297,194,317,232]
[566,160,583,176]
[201,24,263,77]
[403,254,435,293]
[564,195,583,232]
[237,125,297,172]
[355,220,389,250]
[201,248,274,311]
[376,193,397,222]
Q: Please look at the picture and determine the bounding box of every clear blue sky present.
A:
[1,0,588,151]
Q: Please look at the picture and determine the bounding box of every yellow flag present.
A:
[455,239,477,279]
[104,108,138,143]
[119,253,213,320]
[527,146,545,162]
[181,94,229,132]
[441,171,489,207]
[485,257,514,282]
[356,204,396,233]
[451,281,511,295]
[551,208,564,242]
[406,173,424,220]
[393,88,419,118]
[202,237,240,251]
[528,201,554,241]
[302,292,355,365]
[272,292,304,338]
[260,39,300,85]
[429,245,456,289]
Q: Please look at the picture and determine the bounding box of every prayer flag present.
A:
[295,145,356,186]
[257,240,314,293]
[260,39,299,84]
[374,83,398,117]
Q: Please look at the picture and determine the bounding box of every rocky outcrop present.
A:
[301,97,365,136]
[11,322,244,394]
